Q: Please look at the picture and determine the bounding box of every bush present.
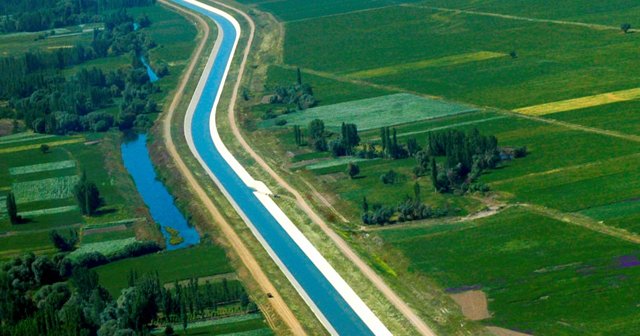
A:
[275,119,287,126]
[380,170,399,184]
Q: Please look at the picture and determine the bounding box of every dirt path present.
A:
[223,7,436,336]
[157,1,305,334]
[404,4,638,32]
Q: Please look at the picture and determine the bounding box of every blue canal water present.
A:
[121,134,200,250]
[171,0,378,334]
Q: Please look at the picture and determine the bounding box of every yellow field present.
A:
[0,137,85,154]
[347,51,506,78]
[514,87,640,116]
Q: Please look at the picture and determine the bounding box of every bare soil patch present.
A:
[450,290,490,320]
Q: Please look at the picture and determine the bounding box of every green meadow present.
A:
[378,208,640,335]
[95,244,233,296]
[283,5,640,109]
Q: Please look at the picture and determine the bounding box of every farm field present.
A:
[235,0,423,22]
[155,314,272,336]
[377,208,640,334]
[242,0,640,334]
[260,93,477,130]
[417,0,640,27]
[282,5,640,109]
[0,132,154,259]
[95,243,233,296]
[545,100,640,135]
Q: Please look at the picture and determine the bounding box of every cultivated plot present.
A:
[261,93,477,130]
[378,208,640,335]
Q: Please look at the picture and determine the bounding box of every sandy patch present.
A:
[450,290,491,320]
[487,326,533,336]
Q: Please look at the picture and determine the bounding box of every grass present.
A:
[260,93,477,130]
[417,0,640,27]
[68,237,139,260]
[9,160,76,175]
[545,99,640,135]
[96,244,233,296]
[236,0,423,22]
[348,51,507,78]
[579,200,640,234]
[0,28,95,57]
[156,314,272,336]
[82,228,136,244]
[377,208,640,334]
[264,65,392,106]
[12,175,80,204]
[283,5,640,109]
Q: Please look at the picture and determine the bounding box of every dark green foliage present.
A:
[427,128,500,193]
[270,81,316,110]
[346,162,360,179]
[296,67,302,85]
[0,9,157,135]
[6,192,21,225]
[0,0,155,33]
[307,119,327,152]
[49,230,79,252]
[74,171,101,216]
[380,169,399,185]
[340,122,360,155]
[39,144,50,154]
[292,125,303,146]
[379,126,407,159]
[621,23,631,33]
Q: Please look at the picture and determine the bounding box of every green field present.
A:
[260,93,477,130]
[244,0,640,333]
[236,0,423,22]
[95,244,233,296]
[545,100,640,135]
[283,5,640,109]
[155,314,272,336]
[378,208,640,334]
[418,0,640,26]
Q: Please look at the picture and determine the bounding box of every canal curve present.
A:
[171,0,392,334]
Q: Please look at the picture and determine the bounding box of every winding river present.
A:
[170,0,391,334]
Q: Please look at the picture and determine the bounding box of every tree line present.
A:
[0,251,256,336]
[1,9,160,134]
[0,0,155,33]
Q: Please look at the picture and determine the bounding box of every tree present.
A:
[6,191,21,224]
[621,23,632,33]
[50,230,78,252]
[164,324,174,335]
[414,182,421,202]
[296,67,303,85]
[346,162,360,179]
[308,119,327,152]
[362,197,369,212]
[74,171,101,215]
[430,158,438,191]
[39,143,49,154]
[509,50,518,59]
